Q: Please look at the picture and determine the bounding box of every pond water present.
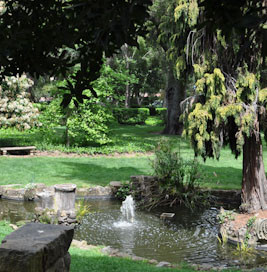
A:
[1,198,267,269]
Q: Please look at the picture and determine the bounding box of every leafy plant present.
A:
[217,210,235,224]
[67,100,113,146]
[243,216,257,247]
[113,108,149,125]
[235,240,255,256]
[31,208,58,224]
[217,231,228,247]
[76,200,91,223]
[150,138,207,210]
[115,183,131,201]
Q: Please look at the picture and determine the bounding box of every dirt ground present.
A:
[3,150,153,158]
[231,210,267,230]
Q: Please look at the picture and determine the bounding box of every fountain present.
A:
[120,195,135,222]
[113,195,135,228]
[3,196,267,268]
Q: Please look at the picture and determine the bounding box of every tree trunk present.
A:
[122,44,130,108]
[162,66,186,135]
[241,121,267,212]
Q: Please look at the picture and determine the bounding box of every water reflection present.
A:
[74,199,267,268]
[1,198,267,268]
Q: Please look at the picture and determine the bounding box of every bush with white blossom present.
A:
[0,74,40,130]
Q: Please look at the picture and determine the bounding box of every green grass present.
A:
[70,247,197,272]
[0,120,167,155]
[0,124,266,190]
[0,156,152,187]
[0,221,13,242]
[0,143,266,190]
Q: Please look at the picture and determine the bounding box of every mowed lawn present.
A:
[0,121,266,190]
[0,141,266,189]
[0,156,152,187]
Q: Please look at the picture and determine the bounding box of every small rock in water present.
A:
[160,213,175,220]
[156,261,171,267]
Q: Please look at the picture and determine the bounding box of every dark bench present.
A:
[0,146,36,156]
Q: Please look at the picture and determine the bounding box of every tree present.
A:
[0,0,152,106]
[148,0,199,134]
[181,0,267,212]
[112,37,165,107]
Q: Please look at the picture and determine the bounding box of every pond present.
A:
[1,198,267,269]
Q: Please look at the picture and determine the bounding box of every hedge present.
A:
[113,108,150,125]
[155,108,167,124]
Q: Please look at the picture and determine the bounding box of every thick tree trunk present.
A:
[162,66,185,135]
[241,121,267,212]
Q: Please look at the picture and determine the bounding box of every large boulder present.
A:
[0,222,74,272]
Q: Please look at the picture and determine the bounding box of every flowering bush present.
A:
[0,74,40,130]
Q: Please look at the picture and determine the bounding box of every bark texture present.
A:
[163,67,185,135]
[241,121,267,212]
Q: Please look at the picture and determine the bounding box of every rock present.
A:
[101,246,120,256]
[36,192,55,209]
[66,218,77,224]
[156,261,171,267]
[71,239,94,250]
[69,211,77,219]
[109,181,123,194]
[148,259,158,265]
[109,181,123,188]
[87,186,113,198]
[198,263,214,270]
[160,213,175,220]
[35,183,46,190]
[9,224,18,230]
[76,188,89,197]
[1,188,25,201]
[54,184,76,212]
[131,256,145,261]
[0,222,74,272]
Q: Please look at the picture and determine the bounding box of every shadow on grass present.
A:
[55,161,148,186]
[200,165,242,190]
[70,247,194,272]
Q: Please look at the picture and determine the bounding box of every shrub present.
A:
[0,74,40,130]
[39,97,113,146]
[150,139,207,210]
[155,108,167,124]
[113,108,149,125]
[67,100,113,146]
[115,183,131,201]
[37,98,66,145]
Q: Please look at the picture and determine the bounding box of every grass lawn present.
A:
[0,156,152,187]
[0,121,167,155]
[0,142,266,190]
[70,247,199,272]
[0,122,266,190]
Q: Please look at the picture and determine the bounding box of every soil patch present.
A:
[231,210,267,230]
[3,150,154,158]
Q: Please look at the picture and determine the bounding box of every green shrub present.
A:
[115,183,131,201]
[67,100,113,146]
[151,139,207,210]
[39,98,113,146]
[155,108,167,124]
[37,98,66,145]
[113,108,149,125]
